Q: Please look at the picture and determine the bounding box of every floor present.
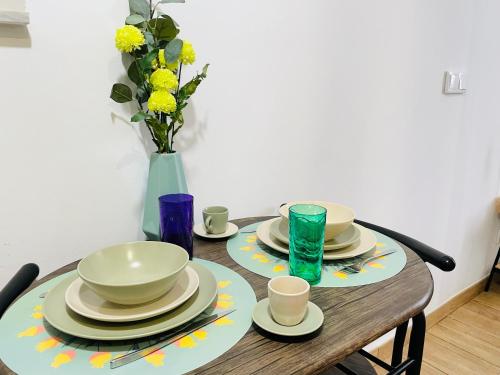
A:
[374,279,500,375]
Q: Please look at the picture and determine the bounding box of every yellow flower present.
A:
[157,49,179,71]
[150,68,178,91]
[115,25,145,53]
[148,90,177,113]
[179,40,196,65]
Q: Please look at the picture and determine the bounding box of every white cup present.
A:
[267,276,310,326]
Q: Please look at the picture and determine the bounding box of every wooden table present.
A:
[0,217,434,375]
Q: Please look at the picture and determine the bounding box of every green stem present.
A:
[176,63,183,97]
[170,119,176,151]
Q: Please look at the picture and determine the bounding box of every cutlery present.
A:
[110,309,236,369]
[337,250,396,273]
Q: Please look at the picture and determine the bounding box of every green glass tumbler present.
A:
[288,204,326,285]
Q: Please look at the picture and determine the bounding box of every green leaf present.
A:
[148,16,179,41]
[125,14,146,25]
[110,83,133,103]
[129,0,150,19]
[127,61,143,86]
[160,0,185,3]
[201,63,209,77]
[131,111,148,122]
[179,64,209,99]
[143,31,154,46]
[139,49,159,74]
[136,86,149,104]
[165,39,183,63]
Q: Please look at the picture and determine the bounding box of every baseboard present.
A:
[371,275,488,361]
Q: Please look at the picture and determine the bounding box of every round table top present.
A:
[0,217,434,375]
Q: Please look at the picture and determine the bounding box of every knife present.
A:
[110,309,236,369]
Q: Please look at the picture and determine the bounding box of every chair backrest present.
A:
[354,219,456,272]
[0,263,39,319]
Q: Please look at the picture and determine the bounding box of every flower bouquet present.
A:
[110,0,208,154]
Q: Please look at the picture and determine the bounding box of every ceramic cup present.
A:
[267,276,310,326]
[203,206,229,235]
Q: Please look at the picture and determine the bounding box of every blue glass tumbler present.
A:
[159,193,194,259]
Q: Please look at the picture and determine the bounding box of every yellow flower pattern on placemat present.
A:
[51,350,75,368]
[245,235,257,243]
[89,352,112,368]
[273,264,286,273]
[217,280,231,289]
[31,304,43,319]
[36,337,61,352]
[144,350,165,367]
[252,253,270,263]
[214,316,234,326]
[17,325,44,338]
[240,245,253,251]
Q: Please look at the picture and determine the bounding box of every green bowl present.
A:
[77,241,189,305]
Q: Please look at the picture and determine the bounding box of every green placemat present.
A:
[227,222,407,287]
[0,259,256,374]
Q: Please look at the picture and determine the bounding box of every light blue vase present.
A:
[142,152,188,240]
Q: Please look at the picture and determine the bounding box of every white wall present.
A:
[1,0,499,318]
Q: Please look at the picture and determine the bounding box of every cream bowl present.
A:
[279,201,355,241]
[77,241,189,305]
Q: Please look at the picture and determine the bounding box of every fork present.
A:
[338,250,396,273]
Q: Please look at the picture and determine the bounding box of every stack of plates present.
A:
[257,201,377,260]
[43,255,218,340]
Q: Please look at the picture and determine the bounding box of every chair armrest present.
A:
[0,263,39,319]
[354,219,456,272]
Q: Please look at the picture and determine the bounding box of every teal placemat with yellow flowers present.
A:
[227,222,407,287]
[0,258,255,374]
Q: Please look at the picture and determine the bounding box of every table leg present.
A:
[407,312,426,375]
[391,320,409,367]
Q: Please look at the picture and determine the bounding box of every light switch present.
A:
[443,71,466,94]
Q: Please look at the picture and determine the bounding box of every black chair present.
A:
[0,263,39,319]
[334,219,456,375]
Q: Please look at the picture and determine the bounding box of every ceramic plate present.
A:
[65,265,200,323]
[256,218,377,260]
[252,298,323,336]
[270,218,361,251]
[43,262,217,340]
[193,222,239,239]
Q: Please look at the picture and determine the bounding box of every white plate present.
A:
[193,222,239,239]
[256,218,376,260]
[65,265,199,322]
[270,218,361,251]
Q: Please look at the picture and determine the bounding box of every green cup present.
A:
[288,204,326,285]
[203,206,229,234]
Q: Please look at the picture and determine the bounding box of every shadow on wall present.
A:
[0,24,30,48]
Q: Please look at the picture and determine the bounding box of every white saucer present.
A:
[252,298,324,336]
[65,265,199,322]
[256,218,377,260]
[193,222,239,239]
[270,218,361,251]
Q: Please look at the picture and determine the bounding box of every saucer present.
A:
[252,298,324,336]
[65,265,199,322]
[270,218,361,251]
[193,222,239,239]
[257,218,377,260]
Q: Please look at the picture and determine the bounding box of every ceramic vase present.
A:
[142,152,188,240]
